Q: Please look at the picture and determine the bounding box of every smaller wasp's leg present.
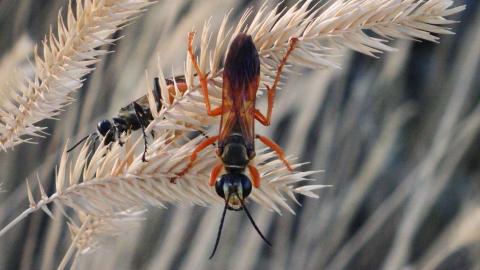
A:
[133,102,149,162]
[256,135,293,171]
[153,77,163,111]
[116,129,124,146]
[112,117,126,146]
[209,162,224,186]
[172,135,219,183]
[247,164,261,188]
[256,37,298,126]
[102,128,114,146]
[187,32,222,116]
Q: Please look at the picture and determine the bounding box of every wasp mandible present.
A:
[177,32,298,257]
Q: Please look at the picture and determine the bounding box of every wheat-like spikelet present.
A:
[145,0,464,106]
[0,133,323,253]
[68,210,146,254]
[0,0,153,150]
[244,0,465,82]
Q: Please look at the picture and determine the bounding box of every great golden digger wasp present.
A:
[67,76,188,161]
[176,32,298,258]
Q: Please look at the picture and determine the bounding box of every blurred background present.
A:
[0,0,478,269]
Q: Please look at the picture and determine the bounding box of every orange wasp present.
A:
[177,32,298,258]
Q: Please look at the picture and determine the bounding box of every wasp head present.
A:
[97,120,116,144]
[97,120,112,136]
[210,172,271,259]
[215,173,252,211]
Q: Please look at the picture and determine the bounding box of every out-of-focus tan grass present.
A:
[0,0,478,270]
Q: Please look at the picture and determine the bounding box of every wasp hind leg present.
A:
[255,37,298,126]
[133,102,150,162]
[171,135,219,183]
[187,32,222,117]
[256,135,293,171]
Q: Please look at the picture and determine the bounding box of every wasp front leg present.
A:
[255,37,298,126]
[112,118,127,146]
[133,102,150,162]
[172,135,219,183]
[209,162,224,186]
[187,32,222,117]
[256,134,293,171]
[247,164,261,188]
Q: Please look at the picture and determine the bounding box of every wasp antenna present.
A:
[240,198,272,247]
[66,134,92,153]
[209,196,230,259]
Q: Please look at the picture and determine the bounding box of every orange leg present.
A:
[254,109,268,126]
[256,38,298,126]
[256,135,293,171]
[247,164,261,188]
[187,32,222,117]
[174,135,219,180]
[209,162,224,186]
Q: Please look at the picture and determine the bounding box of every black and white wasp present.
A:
[68,76,188,161]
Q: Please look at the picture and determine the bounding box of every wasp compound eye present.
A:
[97,120,113,136]
[215,177,226,198]
[240,175,252,198]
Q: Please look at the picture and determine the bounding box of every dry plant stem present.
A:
[301,43,412,269]
[326,30,480,270]
[321,103,415,263]
[0,0,153,150]
[245,0,465,78]
[69,251,82,270]
[0,194,58,237]
[416,204,480,270]
[382,11,480,269]
[40,206,66,270]
[326,73,480,270]
[57,215,93,270]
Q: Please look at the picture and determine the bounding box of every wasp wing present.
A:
[218,75,259,156]
[236,77,259,152]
